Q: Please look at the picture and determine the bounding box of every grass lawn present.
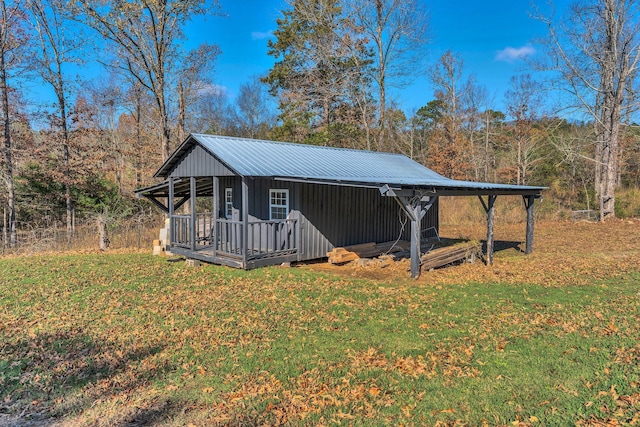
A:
[1,220,639,426]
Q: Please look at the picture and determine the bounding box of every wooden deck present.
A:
[169,215,300,269]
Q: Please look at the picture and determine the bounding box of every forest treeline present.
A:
[2,0,640,250]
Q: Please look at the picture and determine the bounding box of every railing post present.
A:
[212,177,218,258]
[168,177,175,246]
[190,177,196,251]
[241,177,249,266]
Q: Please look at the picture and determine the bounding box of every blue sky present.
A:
[193,0,572,115]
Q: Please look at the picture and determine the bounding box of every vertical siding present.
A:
[293,182,439,261]
[170,144,234,177]
[214,177,439,263]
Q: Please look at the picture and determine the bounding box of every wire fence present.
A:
[1,214,164,256]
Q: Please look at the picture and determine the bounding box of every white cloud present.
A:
[496,45,536,63]
[251,30,274,40]
[197,83,227,97]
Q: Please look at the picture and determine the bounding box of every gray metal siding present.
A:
[244,178,438,262]
[169,144,234,178]
[217,176,242,219]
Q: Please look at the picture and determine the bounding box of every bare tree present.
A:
[536,0,640,219]
[504,74,547,185]
[348,0,428,149]
[28,0,84,239]
[74,0,222,161]
[427,50,473,179]
[0,0,27,248]
[177,43,220,142]
[236,76,276,139]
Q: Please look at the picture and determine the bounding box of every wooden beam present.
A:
[174,196,190,211]
[479,195,497,265]
[143,195,169,213]
[190,177,197,251]
[384,187,438,279]
[524,195,535,254]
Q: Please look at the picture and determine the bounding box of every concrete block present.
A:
[152,245,163,256]
[185,259,201,267]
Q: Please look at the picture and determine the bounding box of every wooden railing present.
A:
[171,215,191,248]
[247,219,297,258]
[171,215,298,260]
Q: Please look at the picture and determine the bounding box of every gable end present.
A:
[167,143,235,178]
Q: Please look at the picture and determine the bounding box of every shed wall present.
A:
[246,178,438,261]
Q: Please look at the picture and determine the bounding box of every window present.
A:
[269,189,289,220]
[225,188,233,219]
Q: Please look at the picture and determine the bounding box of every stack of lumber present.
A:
[327,240,410,264]
[420,241,481,271]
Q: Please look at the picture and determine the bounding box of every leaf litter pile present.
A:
[0,220,639,426]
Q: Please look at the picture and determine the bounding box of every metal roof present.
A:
[152,134,544,194]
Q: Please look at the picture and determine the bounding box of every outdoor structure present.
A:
[135,134,544,278]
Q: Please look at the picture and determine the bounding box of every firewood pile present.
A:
[326,240,410,264]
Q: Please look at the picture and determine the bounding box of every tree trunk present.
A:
[97,214,109,251]
[595,0,625,221]
[375,0,385,151]
[58,77,73,240]
[0,33,16,248]
[135,86,142,187]
[177,80,185,143]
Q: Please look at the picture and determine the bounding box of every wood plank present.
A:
[421,242,481,271]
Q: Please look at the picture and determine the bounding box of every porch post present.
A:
[168,177,175,246]
[190,177,197,251]
[241,176,249,267]
[379,186,437,279]
[478,195,497,265]
[410,206,421,279]
[524,195,535,254]
[212,176,218,258]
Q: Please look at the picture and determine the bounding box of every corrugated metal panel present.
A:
[152,134,544,194]
[174,134,543,192]
[170,144,234,177]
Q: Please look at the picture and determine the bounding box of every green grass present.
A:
[1,252,639,426]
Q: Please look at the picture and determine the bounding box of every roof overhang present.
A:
[135,176,544,213]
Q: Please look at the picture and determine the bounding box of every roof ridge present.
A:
[191,133,405,157]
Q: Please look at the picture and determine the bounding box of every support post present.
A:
[410,206,421,279]
[241,176,249,267]
[379,186,438,279]
[168,177,175,246]
[479,195,497,265]
[190,176,197,251]
[212,176,219,258]
[524,195,535,254]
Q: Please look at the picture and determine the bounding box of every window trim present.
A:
[224,187,233,219]
[269,188,289,220]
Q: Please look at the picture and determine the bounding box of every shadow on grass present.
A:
[0,328,178,426]
[487,239,524,254]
